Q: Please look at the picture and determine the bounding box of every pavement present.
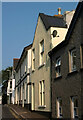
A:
[2,104,17,120]
[8,104,50,120]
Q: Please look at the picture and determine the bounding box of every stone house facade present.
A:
[49,1,83,119]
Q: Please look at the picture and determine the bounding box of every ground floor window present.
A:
[57,97,63,118]
[71,96,78,118]
[39,80,45,106]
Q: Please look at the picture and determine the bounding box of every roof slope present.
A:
[48,1,83,56]
[39,13,67,30]
[15,44,32,71]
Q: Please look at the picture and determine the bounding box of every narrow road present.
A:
[1,104,22,120]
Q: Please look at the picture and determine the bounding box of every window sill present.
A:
[54,75,62,80]
[38,63,45,69]
[68,70,78,76]
[38,105,46,108]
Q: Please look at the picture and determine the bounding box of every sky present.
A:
[2,2,78,70]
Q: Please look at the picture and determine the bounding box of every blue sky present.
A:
[2,2,78,70]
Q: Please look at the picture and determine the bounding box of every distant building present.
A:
[7,59,19,104]
[7,78,13,104]
[0,86,2,104]
[49,1,83,119]
[15,44,32,110]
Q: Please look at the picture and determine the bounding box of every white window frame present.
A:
[69,49,76,72]
[55,57,61,78]
[71,96,78,118]
[57,97,63,118]
[24,83,26,100]
[39,80,45,106]
[40,40,44,65]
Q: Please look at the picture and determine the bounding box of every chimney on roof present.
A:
[58,8,61,15]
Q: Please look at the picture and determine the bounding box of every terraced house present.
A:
[31,8,74,116]
[13,7,75,119]
[49,1,83,119]
[15,44,32,110]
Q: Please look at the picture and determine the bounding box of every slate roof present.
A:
[39,13,67,30]
[48,1,83,56]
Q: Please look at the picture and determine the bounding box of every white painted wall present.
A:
[51,27,68,48]
[63,10,75,28]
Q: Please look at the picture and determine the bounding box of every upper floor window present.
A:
[55,57,61,78]
[25,65,27,73]
[32,49,35,70]
[57,97,63,118]
[80,45,83,68]
[71,96,78,118]
[40,40,44,65]
[69,49,76,72]
[10,81,12,88]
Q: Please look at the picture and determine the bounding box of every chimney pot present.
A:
[58,8,61,15]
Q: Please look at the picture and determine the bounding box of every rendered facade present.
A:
[31,9,68,116]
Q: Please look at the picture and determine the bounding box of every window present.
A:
[80,45,83,68]
[40,40,44,65]
[71,96,78,118]
[32,49,35,70]
[57,97,63,118]
[39,80,45,106]
[24,83,26,100]
[69,49,76,72]
[55,58,61,77]
[25,65,27,73]
[21,85,23,100]
[10,81,12,88]
[39,81,42,106]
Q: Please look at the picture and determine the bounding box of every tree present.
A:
[0,66,13,104]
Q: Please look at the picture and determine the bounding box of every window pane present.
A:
[57,98,63,118]
[55,58,61,77]
[72,50,76,70]
[71,97,78,118]
[41,40,44,53]
[10,81,12,88]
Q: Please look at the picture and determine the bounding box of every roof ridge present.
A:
[39,13,63,18]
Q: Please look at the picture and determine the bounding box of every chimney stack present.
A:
[58,8,61,15]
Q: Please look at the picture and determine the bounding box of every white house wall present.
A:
[51,27,68,48]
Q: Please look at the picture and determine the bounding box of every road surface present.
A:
[2,104,17,119]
